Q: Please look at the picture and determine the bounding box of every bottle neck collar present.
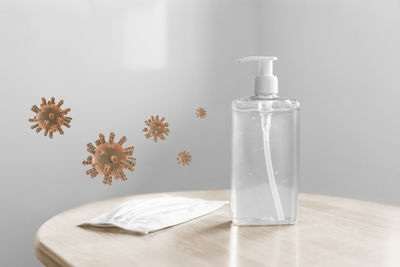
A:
[255,93,278,99]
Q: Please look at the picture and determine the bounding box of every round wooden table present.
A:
[35,190,400,267]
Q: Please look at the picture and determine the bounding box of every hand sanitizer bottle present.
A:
[231,56,300,225]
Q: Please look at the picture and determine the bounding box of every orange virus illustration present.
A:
[177,150,192,166]
[29,97,72,138]
[196,107,207,119]
[82,132,136,185]
[143,115,170,142]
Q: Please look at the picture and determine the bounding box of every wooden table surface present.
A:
[35,190,400,267]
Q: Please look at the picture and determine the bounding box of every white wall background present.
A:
[0,0,399,265]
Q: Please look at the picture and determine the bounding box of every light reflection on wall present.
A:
[123,0,167,70]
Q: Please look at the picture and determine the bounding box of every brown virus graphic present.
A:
[83,132,136,185]
[143,115,170,142]
[177,150,192,166]
[196,107,207,119]
[29,97,72,139]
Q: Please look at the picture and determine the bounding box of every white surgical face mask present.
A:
[80,196,228,234]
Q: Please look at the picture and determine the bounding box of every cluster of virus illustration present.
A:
[143,115,170,142]
[29,96,207,184]
[29,97,72,139]
[196,107,207,119]
[177,150,192,166]
[83,132,136,185]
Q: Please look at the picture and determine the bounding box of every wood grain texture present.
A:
[35,190,400,267]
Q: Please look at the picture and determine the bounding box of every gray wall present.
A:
[0,0,399,265]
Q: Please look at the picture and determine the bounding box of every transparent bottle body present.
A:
[231,95,300,225]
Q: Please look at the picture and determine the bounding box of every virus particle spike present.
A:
[31,105,40,113]
[87,143,96,154]
[127,157,136,165]
[82,156,93,165]
[124,161,135,171]
[118,136,127,146]
[102,174,111,185]
[57,126,64,135]
[86,167,96,175]
[83,132,136,185]
[118,171,127,181]
[90,171,98,179]
[177,150,192,166]
[109,132,115,144]
[87,142,95,150]
[64,116,72,123]
[142,114,170,143]
[99,133,105,144]
[196,107,207,119]
[124,165,134,172]
[62,121,71,128]
[126,158,133,165]
[122,146,134,156]
[29,97,71,139]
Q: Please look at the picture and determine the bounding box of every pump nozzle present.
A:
[238,56,278,96]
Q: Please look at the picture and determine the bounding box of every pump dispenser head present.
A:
[238,56,278,96]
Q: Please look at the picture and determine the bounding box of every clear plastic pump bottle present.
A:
[231,56,300,225]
